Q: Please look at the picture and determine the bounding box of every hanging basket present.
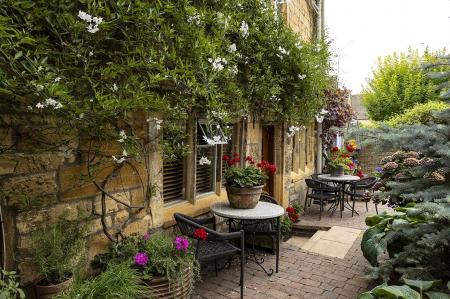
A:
[142,268,193,299]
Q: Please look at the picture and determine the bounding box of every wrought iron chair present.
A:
[174,213,245,299]
[344,177,378,216]
[227,194,281,273]
[304,179,340,220]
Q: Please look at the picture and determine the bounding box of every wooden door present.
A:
[261,126,275,196]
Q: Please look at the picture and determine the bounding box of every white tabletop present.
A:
[210,201,285,220]
[318,174,360,182]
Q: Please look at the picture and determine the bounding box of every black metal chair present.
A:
[174,213,245,299]
[304,179,340,220]
[344,177,378,216]
[227,194,280,273]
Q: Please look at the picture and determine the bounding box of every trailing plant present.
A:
[0,270,25,299]
[362,49,438,121]
[55,263,151,299]
[280,215,293,238]
[223,154,276,187]
[92,232,199,284]
[358,279,450,299]
[31,216,86,285]
[0,0,331,241]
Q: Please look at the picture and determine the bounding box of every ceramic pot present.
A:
[35,276,73,299]
[330,166,344,177]
[226,185,264,209]
[142,268,193,299]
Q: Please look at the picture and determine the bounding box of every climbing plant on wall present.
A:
[0,0,332,240]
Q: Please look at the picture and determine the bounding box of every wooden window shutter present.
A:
[163,158,184,202]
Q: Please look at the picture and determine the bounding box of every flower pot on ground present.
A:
[223,154,277,209]
[31,217,86,299]
[92,233,199,299]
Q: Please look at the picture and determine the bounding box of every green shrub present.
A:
[0,270,25,299]
[280,215,293,237]
[55,263,151,299]
[362,50,437,121]
[31,217,86,284]
[386,101,449,127]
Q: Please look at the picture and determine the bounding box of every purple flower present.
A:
[134,252,149,266]
[143,232,151,240]
[174,236,190,252]
[375,166,383,173]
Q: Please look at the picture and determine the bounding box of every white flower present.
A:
[112,155,126,164]
[54,77,61,82]
[295,41,302,50]
[36,102,44,109]
[87,24,100,33]
[287,126,300,137]
[78,10,92,22]
[298,74,306,80]
[112,83,118,92]
[270,95,280,102]
[156,119,163,130]
[230,65,238,75]
[278,46,289,56]
[199,156,211,165]
[240,21,249,39]
[203,136,215,145]
[229,43,237,53]
[118,130,127,143]
[209,57,227,71]
[79,113,85,119]
[36,84,44,91]
[187,14,201,25]
[122,149,128,157]
[213,135,221,143]
[89,51,93,56]
[27,105,32,110]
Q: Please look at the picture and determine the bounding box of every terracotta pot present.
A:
[142,268,193,299]
[35,276,73,299]
[330,166,344,177]
[226,185,264,209]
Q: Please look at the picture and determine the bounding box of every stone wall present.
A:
[0,117,164,286]
[283,0,315,40]
[357,144,388,175]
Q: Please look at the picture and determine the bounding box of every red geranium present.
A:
[193,228,208,240]
[331,146,339,152]
[222,155,230,161]
[245,156,254,162]
[286,207,295,214]
[346,145,355,153]
[233,153,239,157]
[357,170,364,178]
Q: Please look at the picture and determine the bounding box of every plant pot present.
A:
[226,185,264,209]
[142,268,193,299]
[35,276,73,299]
[288,212,299,223]
[330,166,344,177]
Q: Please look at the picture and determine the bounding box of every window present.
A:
[162,158,184,203]
[195,121,226,197]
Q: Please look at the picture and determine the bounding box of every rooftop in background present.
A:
[350,94,368,120]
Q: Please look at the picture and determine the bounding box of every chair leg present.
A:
[365,200,368,212]
[319,200,323,221]
[304,196,308,211]
[351,196,356,217]
[214,259,218,277]
[375,203,379,214]
[276,217,280,273]
[240,231,245,299]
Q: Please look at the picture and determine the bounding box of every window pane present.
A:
[196,146,216,195]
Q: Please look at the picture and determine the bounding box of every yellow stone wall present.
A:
[283,0,316,41]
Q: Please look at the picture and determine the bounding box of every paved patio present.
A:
[194,201,392,298]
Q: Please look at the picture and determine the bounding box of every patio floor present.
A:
[194,201,391,299]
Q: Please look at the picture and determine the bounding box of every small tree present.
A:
[362,50,437,121]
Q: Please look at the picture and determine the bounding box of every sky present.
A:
[325,0,450,94]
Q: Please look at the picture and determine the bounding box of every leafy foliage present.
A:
[55,263,151,299]
[31,217,86,284]
[358,279,450,299]
[92,233,199,283]
[385,101,449,127]
[0,270,25,299]
[223,155,276,188]
[362,50,438,121]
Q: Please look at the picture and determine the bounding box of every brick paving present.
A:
[194,202,392,299]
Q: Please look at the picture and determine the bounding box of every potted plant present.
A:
[92,232,200,299]
[327,144,355,176]
[223,154,277,209]
[32,217,86,299]
[286,202,303,223]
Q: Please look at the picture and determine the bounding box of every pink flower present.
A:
[174,236,190,252]
[134,252,149,266]
[143,232,151,240]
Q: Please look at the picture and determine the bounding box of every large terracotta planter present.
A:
[142,268,193,299]
[226,185,264,209]
[35,276,73,299]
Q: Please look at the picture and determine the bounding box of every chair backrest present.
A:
[174,213,218,241]
[305,179,331,191]
[260,194,278,205]
[354,177,378,189]
[311,173,321,181]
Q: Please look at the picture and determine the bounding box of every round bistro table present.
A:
[210,201,284,276]
[317,174,360,216]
